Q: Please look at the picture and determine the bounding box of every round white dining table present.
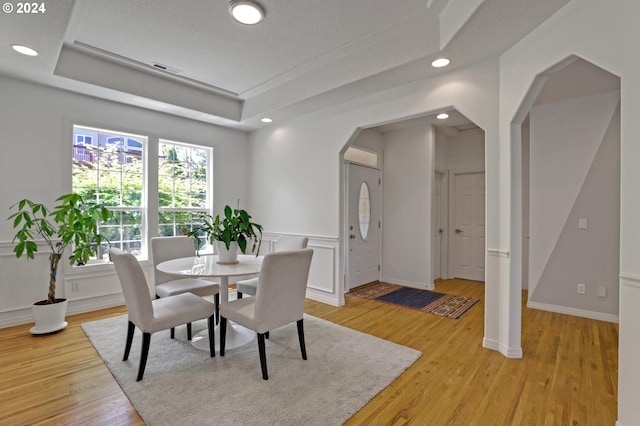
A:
[156,254,263,351]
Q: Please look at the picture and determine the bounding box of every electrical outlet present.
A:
[598,286,607,298]
[577,283,586,294]
[578,218,588,229]
[72,282,80,292]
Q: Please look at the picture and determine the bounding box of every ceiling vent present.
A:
[152,62,182,75]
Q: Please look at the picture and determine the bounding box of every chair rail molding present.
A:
[487,248,510,258]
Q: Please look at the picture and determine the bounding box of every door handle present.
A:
[350,234,356,239]
[455,229,463,233]
[439,228,444,234]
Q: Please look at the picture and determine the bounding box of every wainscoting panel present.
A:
[262,232,340,306]
[0,244,52,311]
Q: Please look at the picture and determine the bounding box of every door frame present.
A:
[433,168,449,282]
[343,160,382,292]
[448,168,486,280]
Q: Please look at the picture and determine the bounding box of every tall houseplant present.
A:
[9,193,113,333]
[189,205,262,263]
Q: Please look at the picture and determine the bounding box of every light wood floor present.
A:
[0,279,618,425]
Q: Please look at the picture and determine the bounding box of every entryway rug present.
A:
[82,314,421,426]
[349,282,479,319]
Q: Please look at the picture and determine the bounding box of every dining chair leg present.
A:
[258,333,268,380]
[123,321,135,361]
[214,293,220,324]
[220,317,227,356]
[207,315,215,357]
[297,319,307,360]
[187,323,192,340]
[158,295,176,339]
[137,332,151,382]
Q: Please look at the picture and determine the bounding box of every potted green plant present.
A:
[189,205,262,264]
[8,193,113,334]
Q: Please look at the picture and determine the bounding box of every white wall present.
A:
[351,129,383,154]
[499,1,640,422]
[447,131,485,171]
[381,125,433,288]
[527,91,620,320]
[0,75,248,327]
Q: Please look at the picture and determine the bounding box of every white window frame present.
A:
[158,139,213,244]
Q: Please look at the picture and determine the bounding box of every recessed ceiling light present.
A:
[261,117,273,123]
[431,58,450,68]
[437,113,449,120]
[11,44,38,56]
[229,0,265,25]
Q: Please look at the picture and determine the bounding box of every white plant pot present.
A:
[30,298,68,335]
[216,240,239,264]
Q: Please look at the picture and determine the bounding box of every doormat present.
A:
[348,282,478,319]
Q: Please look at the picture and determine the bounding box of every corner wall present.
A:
[381,125,434,288]
[499,1,640,422]
[527,92,620,321]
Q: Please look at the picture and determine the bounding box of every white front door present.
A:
[347,163,381,290]
[453,172,485,281]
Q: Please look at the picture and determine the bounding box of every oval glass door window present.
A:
[358,182,371,240]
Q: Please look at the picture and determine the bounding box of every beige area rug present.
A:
[82,314,421,426]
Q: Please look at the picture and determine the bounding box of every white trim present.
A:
[487,248,510,258]
[380,277,434,290]
[527,301,619,323]
[620,273,640,288]
[500,342,523,358]
[482,337,500,351]
[0,293,125,329]
[483,337,523,358]
[261,232,338,243]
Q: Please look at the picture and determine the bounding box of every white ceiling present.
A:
[1,0,574,131]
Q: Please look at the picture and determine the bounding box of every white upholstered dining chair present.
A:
[151,236,220,339]
[110,248,216,381]
[220,248,314,380]
[236,235,308,299]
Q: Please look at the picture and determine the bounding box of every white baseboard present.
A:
[381,277,433,290]
[483,337,523,358]
[527,301,619,323]
[306,289,344,307]
[483,337,500,351]
[0,294,126,329]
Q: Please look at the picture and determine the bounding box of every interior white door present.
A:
[453,172,485,281]
[432,171,444,280]
[347,163,381,290]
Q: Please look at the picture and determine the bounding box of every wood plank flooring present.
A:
[0,279,618,425]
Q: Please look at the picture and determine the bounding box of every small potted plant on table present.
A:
[9,193,113,334]
[189,204,262,264]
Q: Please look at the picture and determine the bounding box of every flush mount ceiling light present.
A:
[229,0,265,25]
[431,58,450,68]
[261,117,273,123]
[437,113,449,120]
[11,44,38,56]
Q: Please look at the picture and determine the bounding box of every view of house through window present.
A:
[72,125,146,259]
[72,125,213,261]
[158,140,211,246]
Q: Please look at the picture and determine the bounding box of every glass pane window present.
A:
[358,182,371,240]
[72,125,146,260]
[158,140,212,247]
